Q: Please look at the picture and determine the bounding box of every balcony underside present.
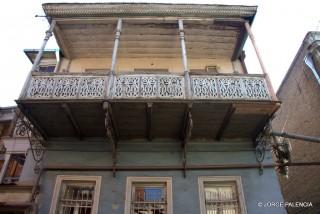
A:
[17,100,279,141]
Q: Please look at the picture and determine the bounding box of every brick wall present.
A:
[272,37,320,214]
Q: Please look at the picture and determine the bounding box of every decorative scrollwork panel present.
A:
[53,77,80,98]
[242,78,270,99]
[79,77,106,98]
[191,77,218,99]
[14,118,31,137]
[27,77,55,98]
[113,75,184,99]
[140,76,157,98]
[159,76,184,98]
[191,75,271,100]
[15,114,45,165]
[26,76,106,99]
[218,77,246,99]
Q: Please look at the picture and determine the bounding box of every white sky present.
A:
[0,0,319,106]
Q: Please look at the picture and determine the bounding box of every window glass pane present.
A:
[58,181,95,214]
[131,183,167,214]
[3,154,25,184]
[39,65,56,72]
[135,187,164,202]
[204,182,239,214]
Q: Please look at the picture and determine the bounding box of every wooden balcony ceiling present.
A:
[18,101,279,141]
[55,19,243,59]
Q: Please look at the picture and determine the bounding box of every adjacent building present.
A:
[0,106,37,213]
[272,31,320,214]
[16,3,286,214]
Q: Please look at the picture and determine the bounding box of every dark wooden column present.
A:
[61,103,83,139]
[146,103,153,141]
[181,103,193,177]
[103,102,118,177]
[216,105,236,141]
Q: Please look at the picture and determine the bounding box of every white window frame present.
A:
[198,176,247,214]
[49,175,102,214]
[124,177,173,214]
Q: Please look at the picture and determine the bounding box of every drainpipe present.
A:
[178,19,191,98]
[108,18,122,98]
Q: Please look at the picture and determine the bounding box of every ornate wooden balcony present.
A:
[17,72,279,140]
[22,73,271,101]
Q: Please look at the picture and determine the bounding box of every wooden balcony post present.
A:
[244,21,277,100]
[19,20,56,98]
[108,19,122,98]
[178,19,191,98]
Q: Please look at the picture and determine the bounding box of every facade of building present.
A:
[272,32,320,214]
[0,107,37,213]
[16,3,287,214]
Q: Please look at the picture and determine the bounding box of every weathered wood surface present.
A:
[18,101,279,141]
[54,19,242,59]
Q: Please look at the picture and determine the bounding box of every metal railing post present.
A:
[19,21,56,98]
[108,18,122,98]
[244,21,277,100]
[178,19,191,99]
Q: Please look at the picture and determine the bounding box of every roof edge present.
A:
[277,31,320,95]
[42,3,257,20]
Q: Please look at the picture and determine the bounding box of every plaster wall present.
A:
[37,140,286,214]
[58,57,243,74]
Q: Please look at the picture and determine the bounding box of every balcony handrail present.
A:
[22,72,272,101]
[31,71,109,77]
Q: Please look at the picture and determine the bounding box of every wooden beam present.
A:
[216,105,236,141]
[43,161,320,172]
[181,103,193,142]
[61,103,83,139]
[181,103,193,177]
[239,51,248,74]
[252,115,270,146]
[54,24,72,59]
[231,23,246,61]
[102,102,117,177]
[146,103,153,141]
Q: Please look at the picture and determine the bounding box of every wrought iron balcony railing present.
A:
[22,73,272,101]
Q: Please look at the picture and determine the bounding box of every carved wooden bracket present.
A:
[146,103,153,141]
[181,103,193,177]
[216,104,235,141]
[103,102,118,177]
[61,103,83,139]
